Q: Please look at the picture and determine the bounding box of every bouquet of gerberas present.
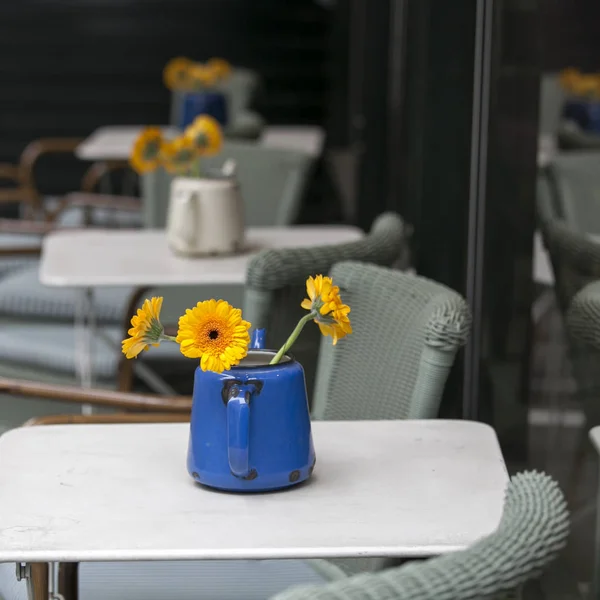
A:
[559,68,600,100]
[129,115,223,177]
[122,275,353,372]
[163,57,233,92]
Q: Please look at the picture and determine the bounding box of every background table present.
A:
[39,226,363,393]
[75,126,181,161]
[40,226,361,288]
[77,125,324,162]
[258,126,324,157]
[0,419,508,567]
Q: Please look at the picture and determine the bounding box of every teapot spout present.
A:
[250,328,266,349]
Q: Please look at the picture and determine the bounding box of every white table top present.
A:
[77,125,324,162]
[259,126,325,157]
[0,420,507,563]
[76,126,181,161]
[39,226,363,287]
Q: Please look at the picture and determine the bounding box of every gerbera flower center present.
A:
[175,299,251,372]
[196,133,209,148]
[143,140,160,159]
[192,317,231,354]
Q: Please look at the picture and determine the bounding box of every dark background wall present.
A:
[0,0,332,165]
[540,0,600,71]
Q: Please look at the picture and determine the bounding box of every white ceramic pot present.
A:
[166,176,245,256]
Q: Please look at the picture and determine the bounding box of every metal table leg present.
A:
[16,562,78,600]
[58,563,78,600]
[75,288,95,414]
[16,563,48,600]
[75,285,177,396]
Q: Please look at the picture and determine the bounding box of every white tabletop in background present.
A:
[75,126,181,161]
[0,420,508,563]
[590,427,600,454]
[259,126,325,157]
[39,226,363,288]
[590,426,600,451]
[77,125,324,162]
[534,231,553,286]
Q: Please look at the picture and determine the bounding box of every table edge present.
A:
[0,541,474,564]
[0,420,506,562]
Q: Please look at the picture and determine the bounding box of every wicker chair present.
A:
[545,152,600,234]
[537,206,600,504]
[566,282,600,597]
[0,137,131,221]
[140,140,314,229]
[558,122,600,152]
[566,278,600,433]
[311,261,469,421]
[0,138,141,277]
[243,212,410,395]
[0,142,145,420]
[271,471,569,600]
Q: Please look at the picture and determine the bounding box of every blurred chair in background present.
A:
[141,140,315,228]
[545,152,600,234]
[538,208,600,502]
[567,281,600,596]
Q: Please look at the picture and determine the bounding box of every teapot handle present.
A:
[227,384,252,478]
[177,191,200,246]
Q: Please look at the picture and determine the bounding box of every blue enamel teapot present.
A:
[178,91,229,129]
[187,329,316,492]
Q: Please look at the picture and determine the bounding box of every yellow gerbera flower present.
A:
[572,74,600,99]
[184,115,223,156]
[559,68,581,93]
[188,63,218,90]
[161,136,198,174]
[130,128,164,174]
[176,299,251,373]
[122,297,165,359]
[301,275,352,345]
[163,57,194,90]
[206,57,232,81]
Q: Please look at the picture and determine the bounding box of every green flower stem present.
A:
[160,334,178,343]
[189,158,201,178]
[270,312,315,365]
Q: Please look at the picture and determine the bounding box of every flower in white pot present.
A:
[129,115,223,176]
[163,56,232,93]
[130,117,244,257]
